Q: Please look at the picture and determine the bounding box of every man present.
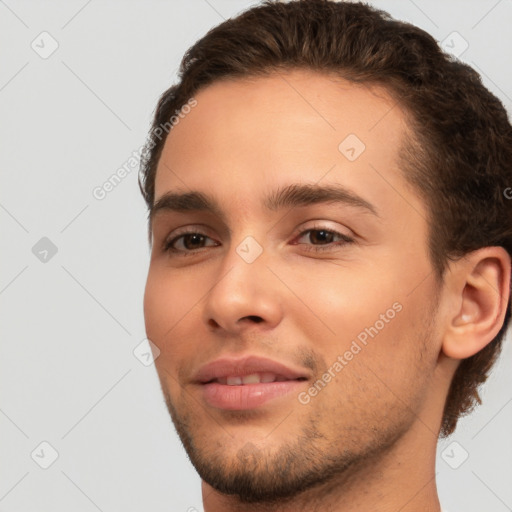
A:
[139,1,512,510]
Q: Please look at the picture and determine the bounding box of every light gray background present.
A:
[1,1,511,511]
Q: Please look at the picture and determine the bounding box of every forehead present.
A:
[154,69,422,220]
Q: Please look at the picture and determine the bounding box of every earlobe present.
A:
[442,247,511,360]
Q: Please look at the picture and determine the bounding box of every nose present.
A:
[201,241,284,334]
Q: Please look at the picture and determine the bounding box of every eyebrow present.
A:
[149,183,379,225]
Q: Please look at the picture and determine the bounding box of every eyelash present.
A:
[162,225,355,256]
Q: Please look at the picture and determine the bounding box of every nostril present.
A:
[243,315,264,323]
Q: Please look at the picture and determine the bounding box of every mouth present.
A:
[194,355,310,410]
[204,373,308,385]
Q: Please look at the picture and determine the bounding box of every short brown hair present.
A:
[138,0,512,437]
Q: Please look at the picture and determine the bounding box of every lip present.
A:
[193,355,310,411]
[193,355,310,383]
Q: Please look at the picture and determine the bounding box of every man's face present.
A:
[144,70,445,502]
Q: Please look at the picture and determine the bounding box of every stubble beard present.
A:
[161,386,410,505]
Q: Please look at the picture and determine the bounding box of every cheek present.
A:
[285,263,397,348]
[143,268,199,356]
[331,294,434,415]
[289,261,431,375]
[303,302,433,435]
[143,270,172,341]
[144,270,201,399]
[144,262,206,327]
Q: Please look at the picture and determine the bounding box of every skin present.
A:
[143,69,510,512]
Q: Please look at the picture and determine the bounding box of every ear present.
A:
[442,246,511,360]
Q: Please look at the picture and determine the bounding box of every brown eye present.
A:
[163,231,219,254]
[294,227,354,253]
